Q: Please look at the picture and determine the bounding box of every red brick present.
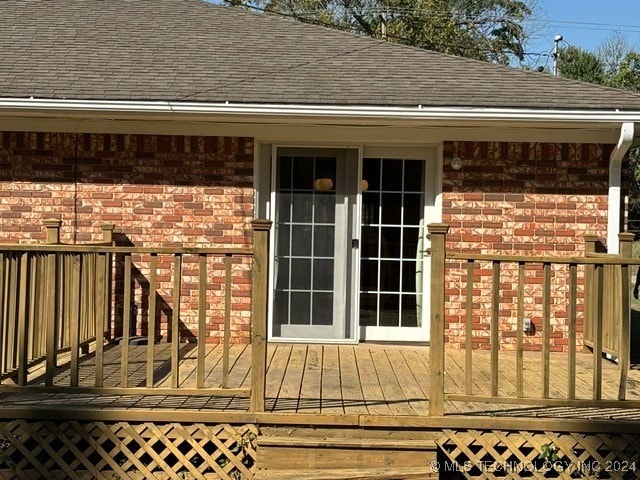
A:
[0,131,254,345]
[442,140,610,352]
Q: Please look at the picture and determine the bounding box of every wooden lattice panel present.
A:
[0,420,257,480]
[437,430,640,479]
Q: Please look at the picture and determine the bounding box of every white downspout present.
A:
[607,122,635,253]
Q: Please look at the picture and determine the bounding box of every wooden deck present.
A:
[3,343,640,421]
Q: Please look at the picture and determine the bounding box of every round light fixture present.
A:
[314,178,334,191]
[451,156,463,171]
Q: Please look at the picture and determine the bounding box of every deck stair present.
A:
[254,426,439,479]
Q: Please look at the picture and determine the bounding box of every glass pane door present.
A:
[272,149,351,340]
[360,157,426,340]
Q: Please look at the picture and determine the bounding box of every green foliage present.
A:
[538,442,560,463]
[614,52,640,93]
[558,34,640,93]
[225,0,534,64]
[558,36,640,233]
[558,45,606,85]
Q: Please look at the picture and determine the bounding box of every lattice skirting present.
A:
[437,430,640,479]
[0,420,258,480]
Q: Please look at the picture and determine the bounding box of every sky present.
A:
[527,0,640,65]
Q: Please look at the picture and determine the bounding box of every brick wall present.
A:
[0,133,618,348]
[442,141,612,351]
[0,131,254,343]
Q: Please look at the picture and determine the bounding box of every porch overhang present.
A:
[1,97,640,144]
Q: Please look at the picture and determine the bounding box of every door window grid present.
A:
[360,158,425,328]
[275,156,336,329]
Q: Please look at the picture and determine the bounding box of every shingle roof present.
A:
[3,0,640,110]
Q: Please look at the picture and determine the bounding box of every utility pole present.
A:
[380,11,387,41]
[553,34,563,76]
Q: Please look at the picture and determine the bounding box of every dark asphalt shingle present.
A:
[2,0,640,110]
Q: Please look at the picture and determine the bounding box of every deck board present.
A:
[266,344,293,412]
[320,345,344,415]
[3,343,640,422]
[338,346,368,415]
[298,345,322,414]
[273,344,306,412]
[383,349,428,413]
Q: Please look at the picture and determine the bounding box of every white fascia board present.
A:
[1,98,640,125]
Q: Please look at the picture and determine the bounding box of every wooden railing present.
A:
[0,220,113,384]
[428,223,637,416]
[0,219,272,411]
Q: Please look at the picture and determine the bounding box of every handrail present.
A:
[1,221,115,384]
[429,223,635,416]
[0,219,272,412]
[447,252,634,265]
[0,245,253,255]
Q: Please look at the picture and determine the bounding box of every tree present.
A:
[226,0,536,65]
[558,36,640,231]
[597,33,631,79]
[558,45,606,84]
[614,52,640,93]
[559,34,640,92]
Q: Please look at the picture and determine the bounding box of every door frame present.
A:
[259,142,441,343]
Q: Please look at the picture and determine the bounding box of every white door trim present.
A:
[259,142,441,344]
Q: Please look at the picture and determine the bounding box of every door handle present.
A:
[351,239,359,249]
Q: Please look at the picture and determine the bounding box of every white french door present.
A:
[271,148,357,341]
[266,145,435,343]
[358,151,430,342]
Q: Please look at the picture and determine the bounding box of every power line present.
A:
[233,4,640,32]
[231,1,547,59]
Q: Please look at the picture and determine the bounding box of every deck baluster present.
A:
[465,260,473,396]
[172,254,183,389]
[44,219,61,386]
[197,254,207,389]
[120,253,132,388]
[542,262,551,399]
[490,261,500,397]
[516,261,525,398]
[146,254,158,388]
[17,253,30,386]
[222,254,232,389]
[568,263,577,400]
[593,263,604,400]
[618,232,634,400]
[95,224,113,388]
[69,254,81,387]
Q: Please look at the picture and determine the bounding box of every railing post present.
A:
[618,232,634,400]
[101,224,115,244]
[44,218,62,245]
[428,223,449,416]
[583,235,599,347]
[250,219,272,412]
[95,224,114,387]
[101,223,114,341]
[43,218,61,385]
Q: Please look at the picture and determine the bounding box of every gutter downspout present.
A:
[607,122,635,253]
